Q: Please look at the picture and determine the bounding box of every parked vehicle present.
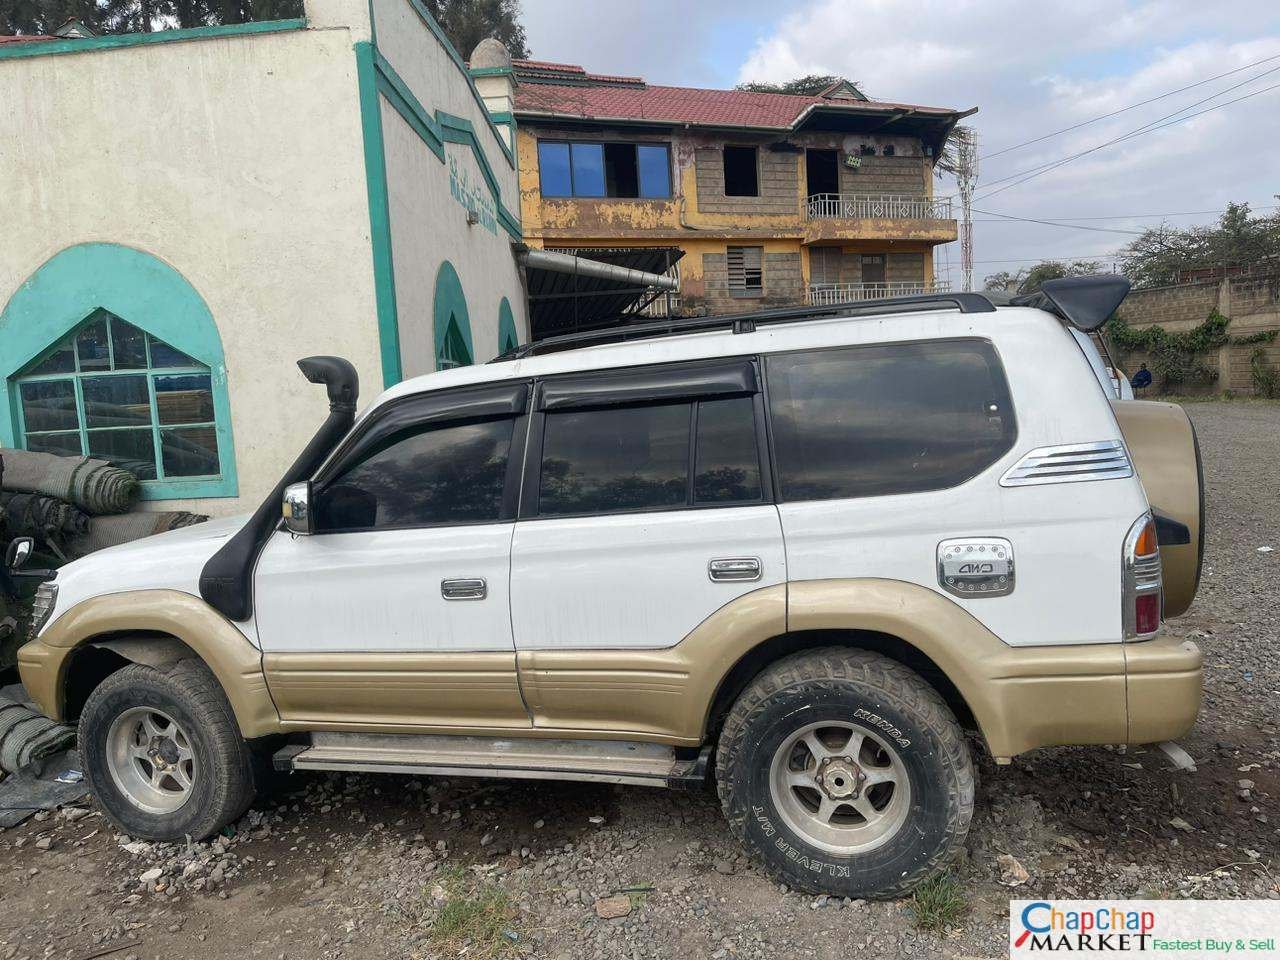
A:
[14,277,1204,898]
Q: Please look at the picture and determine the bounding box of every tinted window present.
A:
[694,397,761,504]
[538,142,572,197]
[569,143,605,196]
[637,144,671,198]
[766,340,1015,501]
[317,418,513,531]
[539,404,689,516]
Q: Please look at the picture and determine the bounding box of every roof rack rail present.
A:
[496,292,997,361]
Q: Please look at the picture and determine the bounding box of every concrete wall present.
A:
[371,0,527,377]
[0,22,380,516]
[1114,272,1280,396]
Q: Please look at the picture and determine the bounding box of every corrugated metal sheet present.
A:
[527,247,684,340]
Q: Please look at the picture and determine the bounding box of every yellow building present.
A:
[508,59,975,334]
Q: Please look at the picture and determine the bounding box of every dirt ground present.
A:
[2,400,1277,960]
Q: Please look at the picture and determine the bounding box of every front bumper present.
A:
[16,634,61,721]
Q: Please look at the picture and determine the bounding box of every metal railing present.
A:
[806,280,952,306]
[806,193,953,221]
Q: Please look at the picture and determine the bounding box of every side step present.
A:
[274,733,710,789]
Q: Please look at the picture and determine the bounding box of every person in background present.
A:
[1131,363,1153,391]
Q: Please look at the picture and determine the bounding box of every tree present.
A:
[3,0,302,34]
[736,75,855,96]
[422,0,529,60]
[1118,202,1280,288]
[984,259,1103,294]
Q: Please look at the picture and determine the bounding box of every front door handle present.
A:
[441,577,487,600]
[708,557,762,582]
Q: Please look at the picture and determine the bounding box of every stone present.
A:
[594,895,632,920]
[997,853,1030,886]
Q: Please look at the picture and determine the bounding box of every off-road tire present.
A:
[79,660,256,841]
[716,647,974,899]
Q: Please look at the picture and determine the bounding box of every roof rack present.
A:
[496,292,998,361]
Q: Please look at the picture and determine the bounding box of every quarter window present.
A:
[316,418,514,532]
[537,395,762,516]
[16,309,221,481]
[766,340,1015,501]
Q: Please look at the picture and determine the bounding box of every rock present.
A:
[1055,836,1084,852]
[997,853,1030,887]
[594,894,632,919]
[588,816,605,825]
[139,867,164,883]
[1169,817,1194,832]
[712,859,734,876]
[34,837,54,851]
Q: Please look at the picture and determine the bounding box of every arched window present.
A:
[15,309,220,481]
[1,243,237,500]
[433,261,474,371]
[498,297,519,355]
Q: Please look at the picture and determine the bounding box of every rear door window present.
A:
[765,339,1015,501]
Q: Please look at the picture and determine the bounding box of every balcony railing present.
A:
[806,193,953,221]
[806,280,952,306]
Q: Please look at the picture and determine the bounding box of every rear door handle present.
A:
[441,578,487,600]
[708,557,762,582]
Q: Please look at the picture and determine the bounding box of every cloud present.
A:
[732,0,1280,282]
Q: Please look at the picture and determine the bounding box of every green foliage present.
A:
[1118,202,1280,289]
[1106,309,1277,389]
[736,75,855,96]
[910,872,968,933]
[3,0,302,34]
[1251,348,1279,399]
[984,259,1104,294]
[429,868,521,958]
[422,0,529,60]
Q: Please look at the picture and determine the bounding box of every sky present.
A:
[521,0,1280,289]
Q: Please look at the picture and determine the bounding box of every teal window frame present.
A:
[0,243,238,501]
[497,297,519,355]
[15,310,223,486]
[433,261,475,371]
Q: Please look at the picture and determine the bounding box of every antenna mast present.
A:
[955,127,979,292]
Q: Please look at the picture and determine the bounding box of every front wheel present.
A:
[716,648,973,899]
[79,660,256,841]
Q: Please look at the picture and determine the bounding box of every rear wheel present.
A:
[79,660,256,841]
[716,648,973,899]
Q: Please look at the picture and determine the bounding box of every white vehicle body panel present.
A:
[510,505,785,650]
[41,514,261,645]
[253,524,516,652]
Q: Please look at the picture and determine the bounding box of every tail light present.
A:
[1123,514,1161,640]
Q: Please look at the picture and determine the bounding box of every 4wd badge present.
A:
[937,538,1015,598]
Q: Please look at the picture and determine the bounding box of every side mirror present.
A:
[282,482,314,536]
[5,537,34,572]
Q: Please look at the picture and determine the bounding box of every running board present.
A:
[274,733,710,789]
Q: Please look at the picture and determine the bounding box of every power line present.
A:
[971,204,1279,222]
[975,75,1280,202]
[977,60,1280,192]
[971,207,1147,236]
[981,51,1280,161]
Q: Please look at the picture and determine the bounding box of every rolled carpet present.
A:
[0,449,140,516]
[0,492,90,545]
[67,511,208,558]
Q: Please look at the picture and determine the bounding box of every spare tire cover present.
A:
[1110,399,1204,618]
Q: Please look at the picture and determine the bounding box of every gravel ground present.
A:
[2,400,1277,960]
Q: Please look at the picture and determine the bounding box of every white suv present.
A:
[16,277,1204,899]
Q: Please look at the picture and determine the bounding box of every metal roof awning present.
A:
[519,245,684,341]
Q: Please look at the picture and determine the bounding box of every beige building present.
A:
[511,59,975,333]
[0,0,528,516]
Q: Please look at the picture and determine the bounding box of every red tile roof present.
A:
[0,34,58,44]
[512,60,964,131]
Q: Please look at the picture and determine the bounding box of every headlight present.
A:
[30,581,58,635]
